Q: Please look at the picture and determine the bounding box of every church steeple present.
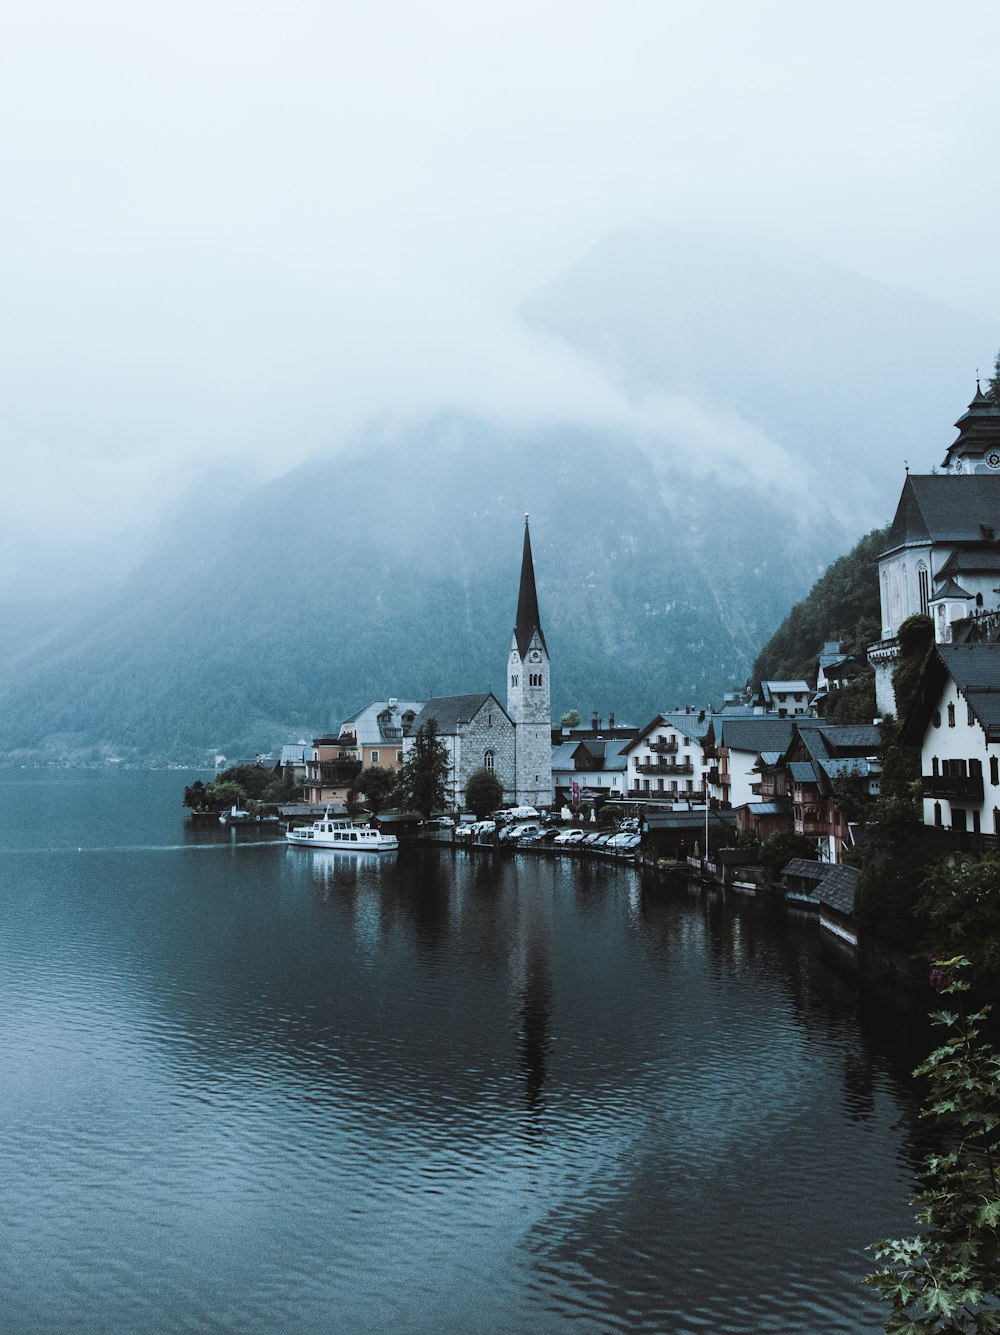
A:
[507,516,552,809]
[514,515,547,657]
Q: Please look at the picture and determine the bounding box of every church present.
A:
[406,518,553,811]
[870,384,1000,714]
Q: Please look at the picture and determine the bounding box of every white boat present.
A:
[285,814,398,852]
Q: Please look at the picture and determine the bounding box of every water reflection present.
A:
[0,773,931,1335]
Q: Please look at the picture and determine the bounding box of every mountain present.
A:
[0,416,841,763]
[2,228,996,763]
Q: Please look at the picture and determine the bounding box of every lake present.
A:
[0,769,930,1333]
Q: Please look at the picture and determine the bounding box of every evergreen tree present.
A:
[988,349,1000,407]
[465,767,504,819]
[394,720,450,818]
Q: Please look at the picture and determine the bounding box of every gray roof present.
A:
[718,717,796,754]
[745,800,792,816]
[789,761,820,784]
[939,544,1000,576]
[782,858,826,881]
[643,811,737,831]
[761,680,810,694]
[930,576,974,601]
[938,645,1000,741]
[551,741,581,768]
[820,757,876,779]
[781,859,859,915]
[341,699,425,744]
[412,693,510,736]
[881,474,1000,555]
[816,864,860,916]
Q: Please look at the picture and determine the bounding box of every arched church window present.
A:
[484,750,495,771]
[917,562,929,616]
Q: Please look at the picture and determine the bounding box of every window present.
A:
[932,756,939,776]
[991,757,999,786]
[970,759,982,779]
[973,809,981,834]
[953,808,967,833]
[933,710,941,729]
[511,674,518,688]
[947,703,956,728]
[934,802,942,827]
[484,750,495,771]
[976,593,984,608]
[396,751,403,764]
[371,750,379,763]
[917,563,929,616]
[968,703,976,727]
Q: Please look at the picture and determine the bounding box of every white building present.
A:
[902,639,1000,844]
[622,712,716,805]
[870,387,1000,714]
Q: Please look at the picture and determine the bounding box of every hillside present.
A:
[752,526,887,683]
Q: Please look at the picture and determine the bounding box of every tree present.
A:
[465,767,504,819]
[560,709,581,728]
[757,830,815,880]
[917,858,1000,981]
[867,960,1000,1333]
[356,765,397,816]
[394,720,450,818]
[988,349,1000,407]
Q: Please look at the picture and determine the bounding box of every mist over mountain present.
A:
[2,229,996,764]
[524,228,998,522]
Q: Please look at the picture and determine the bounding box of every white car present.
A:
[605,832,633,848]
[554,828,586,845]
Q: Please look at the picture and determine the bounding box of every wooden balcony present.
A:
[922,775,984,802]
[648,739,679,755]
[636,759,693,776]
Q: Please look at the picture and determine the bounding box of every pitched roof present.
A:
[939,544,1000,575]
[341,699,425,743]
[643,811,737,832]
[412,693,509,735]
[902,642,1000,744]
[816,864,860,916]
[881,475,1000,556]
[930,576,974,601]
[782,858,826,881]
[717,717,796,754]
[514,518,547,657]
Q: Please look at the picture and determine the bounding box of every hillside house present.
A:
[901,633,1000,851]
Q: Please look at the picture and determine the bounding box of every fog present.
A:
[2,0,999,593]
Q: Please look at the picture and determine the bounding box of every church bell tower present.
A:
[507,516,553,809]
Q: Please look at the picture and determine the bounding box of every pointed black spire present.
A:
[514,515,547,658]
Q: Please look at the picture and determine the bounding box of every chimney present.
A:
[698,709,705,722]
[609,712,615,728]
[592,713,599,730]
[388,697,398,709]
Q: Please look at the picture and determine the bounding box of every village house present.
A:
[622,711,717,805]
[901,628,1000,851]
[302,697,423,805]
[756,680,812,716]
[550,735,630,809]
[783,721,881,863]
[715,716,796,809]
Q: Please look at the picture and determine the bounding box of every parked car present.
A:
[590,833,612,847]
[554,828,586,845]
[605,832,633,848]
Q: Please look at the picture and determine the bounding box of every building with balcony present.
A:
[622,711,717,804]
[901,636,1000,847]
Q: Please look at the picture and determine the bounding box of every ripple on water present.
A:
[0,779,927,1334]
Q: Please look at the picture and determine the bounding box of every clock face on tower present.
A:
[528,650,542,663]
[987,451,1000,470]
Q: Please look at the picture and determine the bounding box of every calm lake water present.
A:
[0,769,931,1334]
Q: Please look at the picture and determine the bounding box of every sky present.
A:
[2,0,1000,590]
